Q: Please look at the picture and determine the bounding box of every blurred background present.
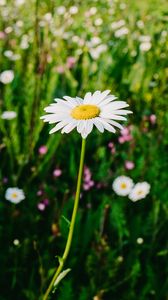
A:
[0,0,168,299]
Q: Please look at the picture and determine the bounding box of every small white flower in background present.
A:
[139,35,151,43]
[140,42,152,52]
[13,239,20,246]
[112,176,134,196]
[41,90,132,139]
[90,44,107,59]
[137,237,144,244]
[129,182,150,202]
[1,111,17,120]
[5,187,25,204]
[0,70,14,84]
[56,6,66,15]
[4,50,14,58]
[94,18,103,26]
[0,0,6,5]
[111,20,125,30]
[15,0,25,5]
[114,27,129,38]
[69,6,78,14]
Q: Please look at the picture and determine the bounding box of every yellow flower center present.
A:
[12,193,18,198]
[71,104,100,120]
[137,190,143,195]
[121,183,127,189]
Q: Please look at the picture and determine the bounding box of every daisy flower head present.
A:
[129,182,150,202]
[40,90,132,139]
[5,187,25,204]
[112,175,134,196]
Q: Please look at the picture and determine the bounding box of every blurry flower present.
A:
[114,27,129,38]
[13,239,20,246]
[43,13,52,22]
[4,50,13,58]
[0,31,6,39]
[149,114,156,124]
[56,6,66,15]
[117,255,124,262]
[112,176,134,196]
[37,190,43,196]
[3,177,8,183]
[140,42,152,52]
[66,56,76,69]
[41,90,132,139]
[15,0,25,5]
[38,145,48,155]
[118,126,132,143]
[5,187,25,204]
[53,168,62,177]
[51,223,61,236]
[137,237,144,244]
[129,182,150,201]
[108,142,116,154]
[5,27,13,34]
[136,20,144,28]
[69,6,78,14]
[89,7,97,15]
[0,70,14,84]
[94,18,103,26]
[20,35,29,49]
[1,111,17,120]
[139,35,151,42]
[90,44,107,59]
[125,161,135,170]
[56,66,65,74]
[37,202,45,211]
[111,20,125,30]
[0,0,6,4]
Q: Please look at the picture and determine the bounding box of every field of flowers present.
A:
[0,0,168,299]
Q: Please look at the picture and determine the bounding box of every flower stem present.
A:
[43,138,86,300]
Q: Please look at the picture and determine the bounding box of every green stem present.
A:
[43,138,86,300]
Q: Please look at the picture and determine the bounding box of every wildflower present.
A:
[0,70,14,84]
[37,202,46,211]
[125,161,135,170]
[129,182,150,201]
[140,42,152,52]
[69,6,78,14]
[114,27,129,38]
[41,90,132,139]
[38,145,48,155]
[13,239,20,246]
[108,142,116,154]
[56,6,66,15]
[1,111,17,120]
[112,176,134,196]
[53,168,62,177]
[66,56,76,69]
[137,237,144,244]
[5,187,25,204]
[149,114,156,124]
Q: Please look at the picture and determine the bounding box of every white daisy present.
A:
[0,70,14,84]
[1,111,17,120]
[41,90,132,139]
[129,182,150,202]
[112,175,134,196]
[5,187,25,204]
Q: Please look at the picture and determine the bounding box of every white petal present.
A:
[92,90,111,105]
[93,118,105,133]
[106,119,124,130]
[98,118,116,133]
[100,111,127,120]
[63,96,79,107]
[49,119,70,134]
[54,99,74,108]
[77,121,85,133]
[61,121,77,133]
[83,92,93,104]
[99,95,117,107]
[102,101,129,110]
